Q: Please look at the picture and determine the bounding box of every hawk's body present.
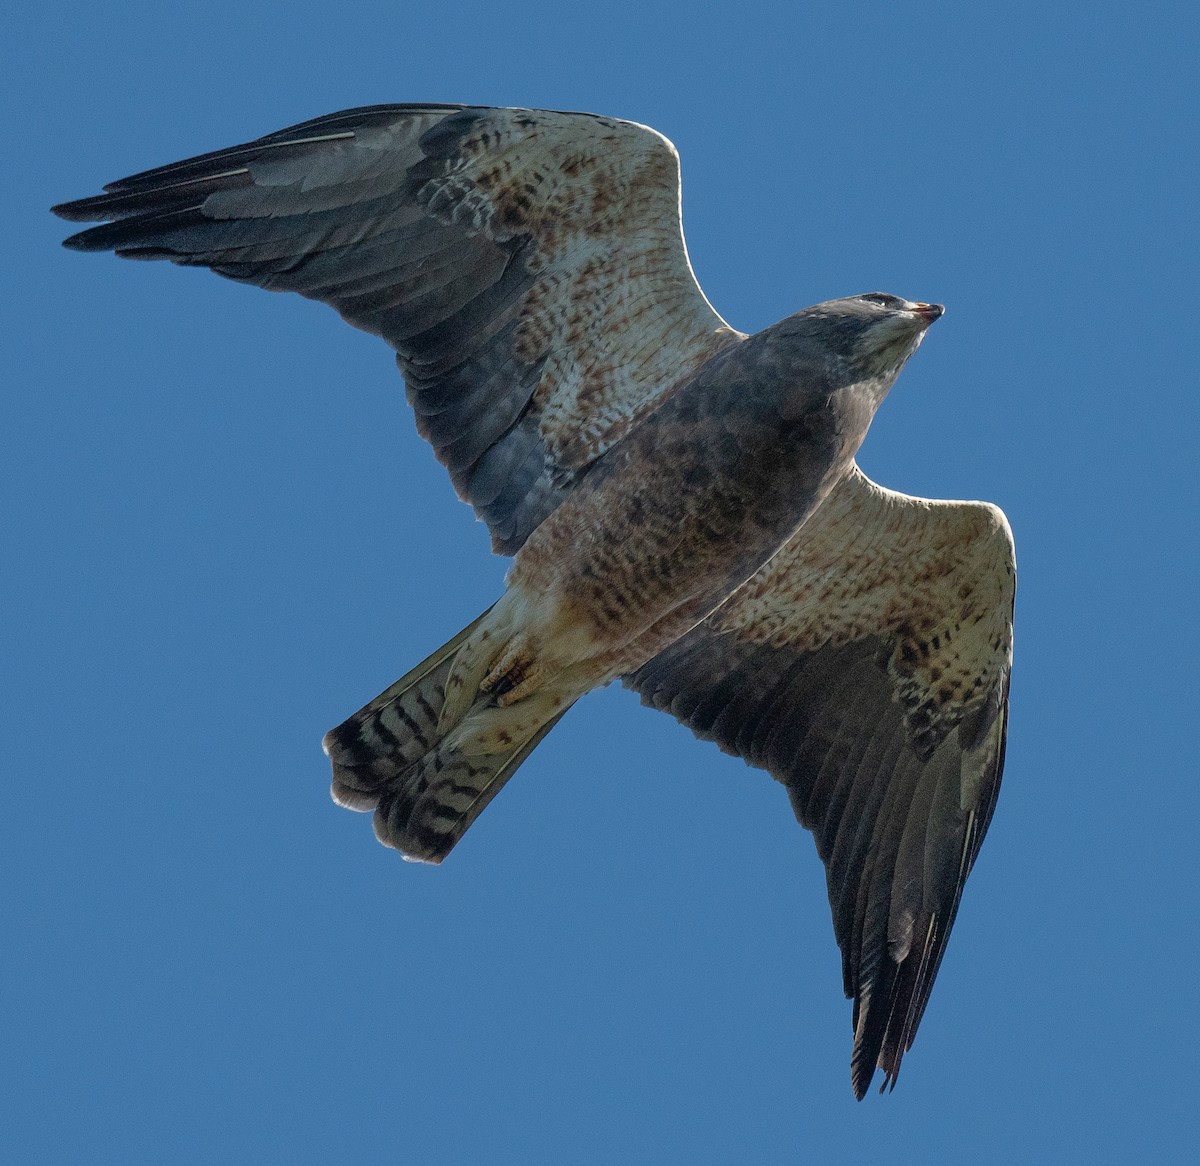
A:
[54,104,1015,1099]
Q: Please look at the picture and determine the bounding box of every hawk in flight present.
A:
[54,104,1015,1098]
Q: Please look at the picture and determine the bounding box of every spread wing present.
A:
[53,104,741,553]
[627,467,1015,1098]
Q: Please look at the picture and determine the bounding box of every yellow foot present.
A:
[481,638,548,705]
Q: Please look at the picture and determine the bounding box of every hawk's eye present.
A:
[859,292,900,308]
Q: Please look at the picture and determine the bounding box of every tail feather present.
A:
[323,607,493,811]
[324,605,574,862]
[374,702,571,862]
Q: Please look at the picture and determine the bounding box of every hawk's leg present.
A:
[481,637,549,706]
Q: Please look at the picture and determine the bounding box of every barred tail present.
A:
[323,607,494,813]
[323,607,573,863]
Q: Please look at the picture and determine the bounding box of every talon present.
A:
[495,667,546,706]
[484,660,530,699]
[481,641,534,696]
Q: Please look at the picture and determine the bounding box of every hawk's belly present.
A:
[509,367,876,677]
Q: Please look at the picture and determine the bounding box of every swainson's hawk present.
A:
[54,104,1015,1099]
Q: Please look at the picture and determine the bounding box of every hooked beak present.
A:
[912,302,945,325]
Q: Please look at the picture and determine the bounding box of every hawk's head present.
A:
[785,293,944,397]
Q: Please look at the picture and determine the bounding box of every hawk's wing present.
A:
[53,104,741,553]
[627,467,1015,1098]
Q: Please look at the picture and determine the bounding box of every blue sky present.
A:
[5,2,1198,1161]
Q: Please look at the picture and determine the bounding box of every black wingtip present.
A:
[53,195,120,251]
[850,1048,873,1100]
[57,222,129,253]
[52,196,106,223]
[60,227,100,252]
[849,1059,901,1100]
